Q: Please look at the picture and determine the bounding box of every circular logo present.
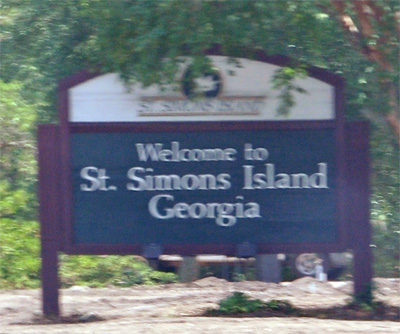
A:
[182,67,222,99]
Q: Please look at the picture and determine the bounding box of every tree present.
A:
[330,0,399,143]
[0,0,398,277]
[0,81,40,288]
[1,1,398,137]
[0,81,37,219]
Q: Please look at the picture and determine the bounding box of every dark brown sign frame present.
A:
[38,54,371,317]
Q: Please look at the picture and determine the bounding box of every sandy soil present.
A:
[0,277,399,334]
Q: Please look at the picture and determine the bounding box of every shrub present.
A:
[207,292,296,315]
[0,219,41,289]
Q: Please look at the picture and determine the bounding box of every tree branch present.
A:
[331,0,400,146]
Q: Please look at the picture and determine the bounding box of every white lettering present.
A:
[127,168,231,191]
[148,194,174,219]
[148,194,261,227]
[244,143,269,161]
[126,167,149,191]
[135,141,237,162]
[243,163,329,189]
[80,167,114,191]
[309,163,328,188]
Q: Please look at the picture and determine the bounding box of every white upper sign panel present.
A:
[69,56,335,122]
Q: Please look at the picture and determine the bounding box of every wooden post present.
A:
[345,122,373,301]
[41,241,60,317]
[38,125,61,317]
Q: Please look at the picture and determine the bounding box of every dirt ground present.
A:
[0,277,399,334]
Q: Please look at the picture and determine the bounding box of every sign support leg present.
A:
[41,240,60,317]
[38,125,61,317]
[353,240,373,302]
[346,122,373,301]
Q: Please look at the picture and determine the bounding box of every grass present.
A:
[204,291,400,321]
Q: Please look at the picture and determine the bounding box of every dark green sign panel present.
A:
[71,127,337,246]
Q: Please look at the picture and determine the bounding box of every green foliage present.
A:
[348,282,387,311]
[0,81,41,289]
[147,270,178,285]
[208,291,396,320]
[264,299,296,313]
[1,0,398,127]
[0,81,38,220]
[0,81,42,289]
[0,183,31,218]
[0,225,178,289]
[272,66,308,116]
[1,0,398,117]
[218,292,265,314]
[370,124,400,277]
[281,265,298,282]
[59,255,177,288]
[0,218,41,288]
[208,292,296,315]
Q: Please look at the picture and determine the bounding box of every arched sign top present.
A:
[60,55,343,123]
